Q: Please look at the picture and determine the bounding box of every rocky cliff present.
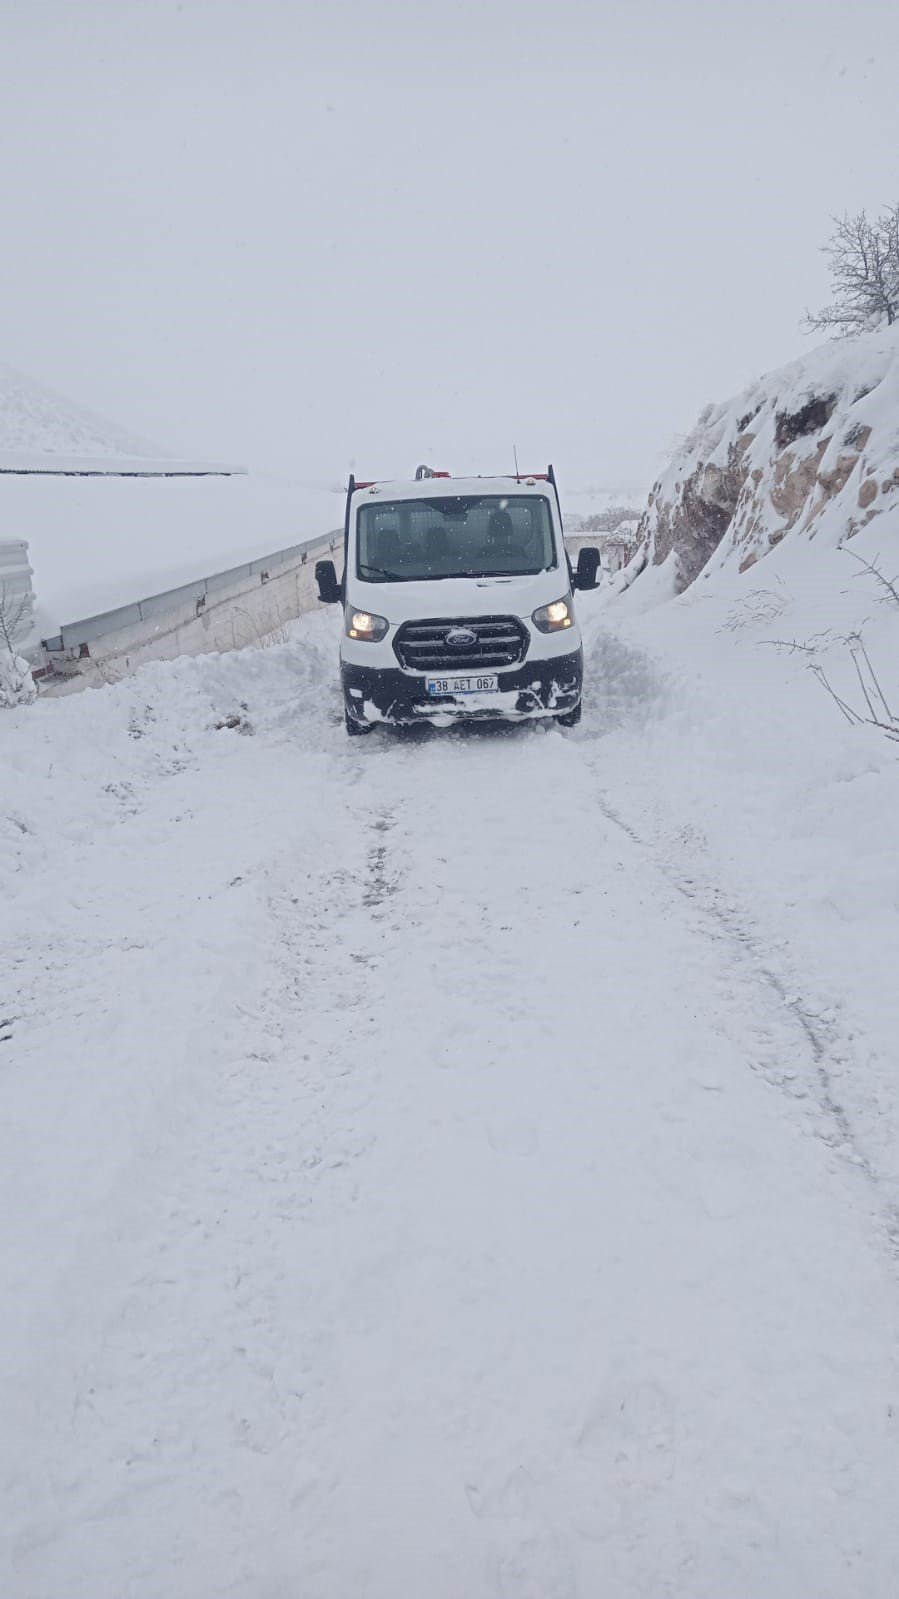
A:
[635,326,899,591]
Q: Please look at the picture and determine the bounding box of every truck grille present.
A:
[393,616,529,672]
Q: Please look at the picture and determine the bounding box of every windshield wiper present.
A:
[450,569,535,580]
[358,564,541,582]
[358,562,401,582]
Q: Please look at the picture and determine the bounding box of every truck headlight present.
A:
[346,609,389,642]
[532,597,573,634]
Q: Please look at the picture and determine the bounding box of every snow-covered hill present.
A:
[636,325,899,591]
[0,361,167,461]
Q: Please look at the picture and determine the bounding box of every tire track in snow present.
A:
[4,799,403,1596]
[252,728,899,1598]
[593,789,899,1260]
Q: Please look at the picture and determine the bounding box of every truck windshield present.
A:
[356,494,557,582]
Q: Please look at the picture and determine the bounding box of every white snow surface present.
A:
[2,530,899,1595]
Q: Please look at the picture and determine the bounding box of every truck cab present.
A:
[315,465,600,735]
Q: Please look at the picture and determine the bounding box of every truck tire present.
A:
[345,709,372,736]
[556,701,582,728]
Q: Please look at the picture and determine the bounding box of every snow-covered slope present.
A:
[3,582,899,1595]
[0,361,167,461]
[637,326,899,590]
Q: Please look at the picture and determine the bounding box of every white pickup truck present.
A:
[315,465,599,735]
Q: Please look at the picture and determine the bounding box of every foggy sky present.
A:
[2,0,898,529]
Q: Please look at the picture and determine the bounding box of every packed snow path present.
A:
[3,613,899,1598]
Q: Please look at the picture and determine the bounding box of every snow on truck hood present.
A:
[345,570,568,618]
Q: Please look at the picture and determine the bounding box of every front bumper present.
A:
[342,648,583,726]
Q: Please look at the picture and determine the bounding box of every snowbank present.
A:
[583,504,899,1197]
[637,324,899,590]
[0,610,341,895]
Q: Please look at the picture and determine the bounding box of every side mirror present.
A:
[315,559,342,605]
[573,547,601,591]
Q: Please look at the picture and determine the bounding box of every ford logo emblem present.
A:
[445,627,478,649]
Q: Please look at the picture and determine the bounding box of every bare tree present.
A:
[0,582,30,654]
[0,582,38,708]
[580,504,643,534]
[810,634,899,743]
[805,205,899,337]
[762,551,899,745]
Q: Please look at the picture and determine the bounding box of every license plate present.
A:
[426,674,499,697]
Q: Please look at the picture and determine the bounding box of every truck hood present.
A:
[345,570,567,619]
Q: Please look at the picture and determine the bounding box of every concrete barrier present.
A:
[41,531,342,691]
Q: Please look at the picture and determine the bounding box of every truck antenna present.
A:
[513,444,520,482]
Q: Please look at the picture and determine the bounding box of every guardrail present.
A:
[42,530,342,654]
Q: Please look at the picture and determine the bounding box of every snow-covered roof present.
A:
[0,452,243,477]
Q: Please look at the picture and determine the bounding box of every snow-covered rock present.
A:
[637,325,899,590]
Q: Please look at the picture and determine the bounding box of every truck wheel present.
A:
[345,709,372,736]
[556,701,582,728]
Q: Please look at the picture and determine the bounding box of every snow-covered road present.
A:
[3,601,899,1597]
